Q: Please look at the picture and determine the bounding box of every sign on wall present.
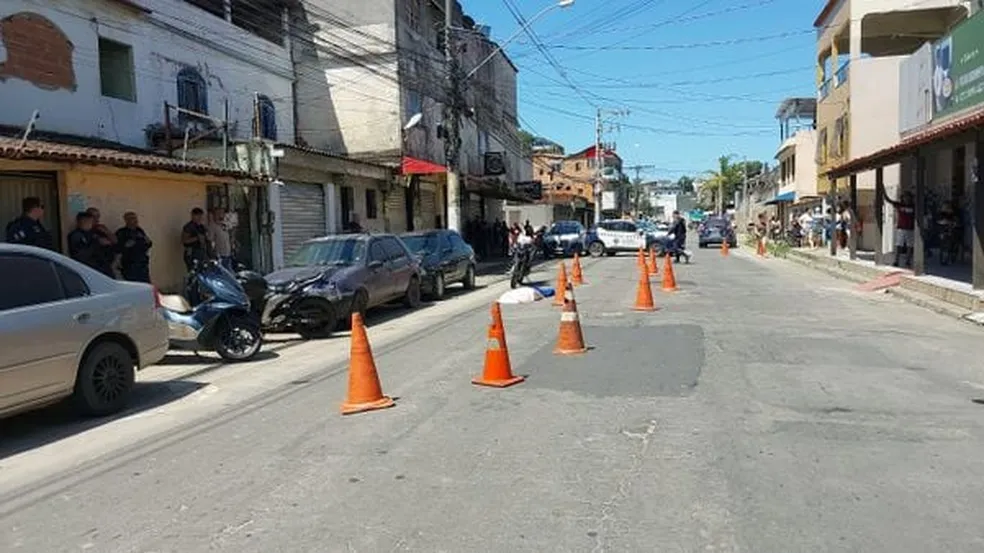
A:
[932,12,984,120]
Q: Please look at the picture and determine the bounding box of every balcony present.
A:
[818,78,832,100]
[835,61,849,88]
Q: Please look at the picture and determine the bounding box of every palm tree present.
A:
[703,155,741,213]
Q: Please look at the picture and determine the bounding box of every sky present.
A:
[462,0,828,182]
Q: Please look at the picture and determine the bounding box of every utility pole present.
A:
[742,157,749,222]
[594,108,603,225]
[443,0,462,232]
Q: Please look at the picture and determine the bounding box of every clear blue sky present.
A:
[463,0,827,181]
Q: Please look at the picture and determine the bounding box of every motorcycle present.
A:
[510,241,535,289]
[159,260,263,362]
[235,268,339,339]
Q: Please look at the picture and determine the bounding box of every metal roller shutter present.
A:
[385,185,407,232]
[0,172,60,249]
[419,189,437,230]
[280,182,325,261]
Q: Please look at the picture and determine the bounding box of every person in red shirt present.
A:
[885,190,915,268]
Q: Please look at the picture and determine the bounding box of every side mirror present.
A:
[368,260,384,269]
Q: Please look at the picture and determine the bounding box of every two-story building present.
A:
[813,0,970,251]
[770,98,819,223]
[0,0,297,290]
[295,0,532,234]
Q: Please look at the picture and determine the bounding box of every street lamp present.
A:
[464,0,574,81]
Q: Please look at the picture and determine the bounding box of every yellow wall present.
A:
[62,167,214,292]
[816,80,851,194]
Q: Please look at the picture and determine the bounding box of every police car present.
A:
[583,220,655,257]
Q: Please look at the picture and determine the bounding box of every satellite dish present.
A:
[404,113,423,131]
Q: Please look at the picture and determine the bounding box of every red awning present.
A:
[401,156,446,175]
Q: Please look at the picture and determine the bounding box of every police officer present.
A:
[86,207,117,278]
[67,211,101,270]
[181,207,209,271]
[5,197,54,249]
[116,211,153,283]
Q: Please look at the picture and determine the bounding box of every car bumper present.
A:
[700,236,736,244]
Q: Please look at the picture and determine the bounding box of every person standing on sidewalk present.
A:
[885,190,915,268]
[116,211,153,283]
[208,207,234,271]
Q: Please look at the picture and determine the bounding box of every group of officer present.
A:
[4,196,153,283]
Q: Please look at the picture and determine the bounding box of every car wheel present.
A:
[430,272,446,300]
[216,315,263,362]
[296,298,337,339]
[462,264,477,290]
[403,276,422,308]
[73,341,135,416]
[587,241,605,257]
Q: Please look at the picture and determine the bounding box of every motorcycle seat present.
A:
[159,294,193,314]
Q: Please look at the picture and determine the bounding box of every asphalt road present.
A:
[3,246,984,552]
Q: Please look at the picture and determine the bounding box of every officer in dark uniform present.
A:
[5,197,54,249]
[181,207,209,271]
[86,207,117,278]
[67,212,101,270]
[116,211,153,283]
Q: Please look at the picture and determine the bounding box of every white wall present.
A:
[850,56,905,192]
[794,130,818,197]
[0,0,294,149]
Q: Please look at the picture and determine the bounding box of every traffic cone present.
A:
[571,252,586,286]
[647,247,659,276]
[472,302,525,388]
[661,253,678,292]
[721,239,730,256]
[552,262,569,306]
[636,247,646,270]
[633,262,658,312]
[757,238,766,257]
[554,283,588,355]
[340,313,395,415]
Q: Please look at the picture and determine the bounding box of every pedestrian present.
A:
[182,207,209,271]
[116,211,153,283]
[885,190,915,267]
[208,207,234,271]
[5,196,53,249]
[86,207,117,278]
[67,211,101,271]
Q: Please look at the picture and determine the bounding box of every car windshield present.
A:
[287,238,367,267]
[401,234,440,254]
[549,222,582,235]
[706,218,729,229]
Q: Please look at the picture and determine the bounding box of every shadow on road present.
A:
[0,380,207,461]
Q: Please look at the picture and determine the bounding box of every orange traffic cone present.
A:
[554,283,588,355]
[661,253,678,292]
[473,302,525,388]
[636,247,646,270]
[633,262,658,312]
[340,313,395,415]
[647,247,659,276]
[721,239,730,256]
[757,238,766,257]
[571,252,586,286]
[552,262,569,306]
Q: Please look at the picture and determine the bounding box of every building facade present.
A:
[0,0,297,288]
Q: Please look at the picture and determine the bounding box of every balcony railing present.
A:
[818,78,832,100]
[835,61,850,88]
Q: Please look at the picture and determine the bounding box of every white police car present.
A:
[583,220,653,257]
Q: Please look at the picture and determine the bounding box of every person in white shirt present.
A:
[208,207,234,270]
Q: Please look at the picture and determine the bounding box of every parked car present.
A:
[542,220,585,257]
[399,229,477,300]
[0,244,169,419]
[260,233,423,334]
[698,217,737,248]
[583,220,656,257]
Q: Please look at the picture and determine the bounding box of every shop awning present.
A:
[401,156,446,175]
[464,175,535,203]
[763,190,795,205]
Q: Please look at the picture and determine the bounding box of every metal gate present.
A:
[0,172,60,248]
[419,189,437,230]
[385,185,407,232]
[280,182,325,261]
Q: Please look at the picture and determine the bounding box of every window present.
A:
[406,0,421,32]
[257,94,277,140]
[575,163,581,171]
[99,38,136,102]
[381,237,408,260]
[184,0,225,18]
[177,67,208,120]
[449,232,468,251]
[230,0,285,45]
[407,90,423,119]
[365,189,378,219]
[0,255,64,311]
[439,232,453,252]
[55,264,90,299]
[816,128,828,164]
[369,241,388,263]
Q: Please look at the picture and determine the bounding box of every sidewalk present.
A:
[781,247,984,324]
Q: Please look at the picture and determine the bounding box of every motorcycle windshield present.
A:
[199,264,250,306]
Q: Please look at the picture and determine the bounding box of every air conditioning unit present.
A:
[484,151,506,175]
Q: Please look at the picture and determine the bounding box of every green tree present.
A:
[676,175,695,194]
[517,129,536,156]
[699,156,763,211]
